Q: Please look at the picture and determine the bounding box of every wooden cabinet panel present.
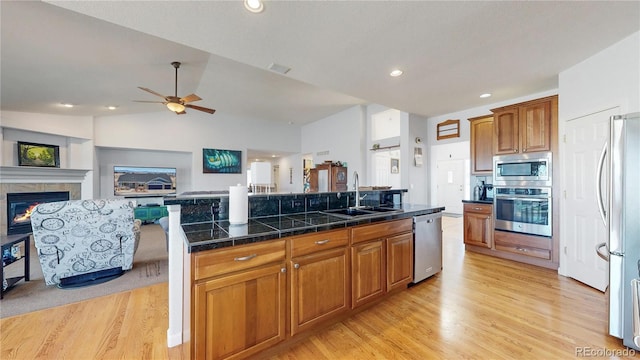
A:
[308,164,348,192]
[469,115,494,174]
[493,108,519,155]
[351,239,386,308]
[494,230,551,259]
[193,240,285,280]
[290,247,349,335]
[520,101,551,153]
[386,232,413,291]
[193,263,286,360]
[463,203,493,249]
[350,218,412,244]
[290,229,349,258]
[492,96,556,155]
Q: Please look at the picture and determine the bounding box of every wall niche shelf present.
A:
[369,145,400,151]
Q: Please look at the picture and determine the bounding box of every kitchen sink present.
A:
[321,206,403,218]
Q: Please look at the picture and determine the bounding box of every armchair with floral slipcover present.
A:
[30,199,141,288]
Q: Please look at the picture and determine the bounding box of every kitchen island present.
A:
[165,190,444,359]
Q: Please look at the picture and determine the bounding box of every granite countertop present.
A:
[462,199,493,204]
[181,204,445,253]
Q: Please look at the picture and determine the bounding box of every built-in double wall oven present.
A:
[493,152,552,237]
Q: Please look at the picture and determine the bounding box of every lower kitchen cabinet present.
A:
[189,217,422,360]
[386,232,413,291]
[463,203,493,249]
[351,239,386,308]
[290,230,350,336]
[350,218,414,309]
[192,240,287,360]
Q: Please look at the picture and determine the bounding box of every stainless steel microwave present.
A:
[493,152,552,186]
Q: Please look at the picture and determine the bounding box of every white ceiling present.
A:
[1,1,639,126]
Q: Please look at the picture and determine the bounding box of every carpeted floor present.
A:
[0,224,168,318]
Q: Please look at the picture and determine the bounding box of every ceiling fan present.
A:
[135,61,216,115]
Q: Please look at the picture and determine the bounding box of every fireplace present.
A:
[6,191,70,235]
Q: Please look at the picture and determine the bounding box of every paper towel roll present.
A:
[229,184,248,225]
[228,224,248,237]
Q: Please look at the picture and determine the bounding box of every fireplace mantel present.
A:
[0,166,90,183]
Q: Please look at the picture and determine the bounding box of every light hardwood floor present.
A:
[1,217,634,359]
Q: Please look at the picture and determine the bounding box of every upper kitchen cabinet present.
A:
[468,115,494,174]
[491,95,557,155]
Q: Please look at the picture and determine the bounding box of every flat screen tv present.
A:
[114,166,176,197]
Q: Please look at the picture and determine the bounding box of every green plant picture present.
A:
[17,141,60,167]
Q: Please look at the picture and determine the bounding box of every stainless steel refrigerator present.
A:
[595,112,640,350]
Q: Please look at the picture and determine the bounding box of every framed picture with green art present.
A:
[17,141,60,167]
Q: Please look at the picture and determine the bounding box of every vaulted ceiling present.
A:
[1,1,638,124]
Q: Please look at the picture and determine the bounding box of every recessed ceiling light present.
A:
[268,63,291,75]
[390,69,403,77]
[61,103,74,108]
[271,155,276,158]
[107,106,118,110]
[244,0,264,13]
[480,93,492,98]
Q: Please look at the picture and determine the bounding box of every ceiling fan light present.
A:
[167,102,185,113]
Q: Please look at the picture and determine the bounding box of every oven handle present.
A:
[495,196,550,201]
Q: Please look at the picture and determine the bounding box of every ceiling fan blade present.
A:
[133,100,166,103]
[185,104,216,114]
[138,87,168,99]
[181,94,202,104]
[176,110,187,115]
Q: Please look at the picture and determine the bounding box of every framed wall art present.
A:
[17,141,60,167]
[390,158,399,174]
[203,148,242,174]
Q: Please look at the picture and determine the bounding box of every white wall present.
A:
[301,105,365,186]
[93,109,302,196]
[557,30,639,275]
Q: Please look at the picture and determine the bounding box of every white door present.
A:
[562,107,618,292]
[436,159,465,214]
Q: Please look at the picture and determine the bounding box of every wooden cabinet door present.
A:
[193,263,286,360]
[463,205,493,249]
[332,166,348,191]
[519,100,551,153]
[290,247,349,335]
[386,232,413,291]
[493,108,519,155]
[469,115,494,174]
[351,239,386,308]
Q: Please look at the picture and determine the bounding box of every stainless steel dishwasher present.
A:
[412,212,443,283]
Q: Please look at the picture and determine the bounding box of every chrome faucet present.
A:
[353,171,360,208]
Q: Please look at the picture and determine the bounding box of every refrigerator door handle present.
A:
[633,279,640,348]
[596,141,608,226]
[596,242,609,261]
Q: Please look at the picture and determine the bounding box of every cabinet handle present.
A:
[473,207,482,211]
[315,239,330,245]
[515,247,528,252]
[234,254,257,261]
[294,263,300,269]
[523,148,527,152]
[513,149,518,153]
[281,267,287,273]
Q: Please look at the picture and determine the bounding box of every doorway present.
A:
[436,159,465,214]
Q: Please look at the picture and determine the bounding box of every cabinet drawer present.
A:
[351,218,413,244]
[290,229,349,258]
[193,239,285,280]
[463,203,492,215]
[494,231,551,260]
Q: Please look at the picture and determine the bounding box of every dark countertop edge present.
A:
[462,199,493,204]
[184,205,445,253]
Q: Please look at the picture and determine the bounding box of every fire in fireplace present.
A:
[7,191,70,235]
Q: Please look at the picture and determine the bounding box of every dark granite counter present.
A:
[181,204,445,253]
[462,199,493,205]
